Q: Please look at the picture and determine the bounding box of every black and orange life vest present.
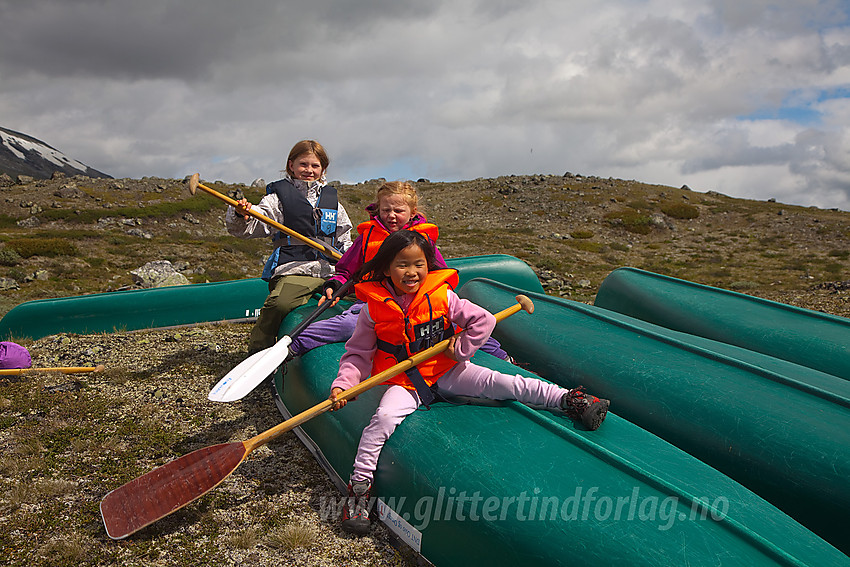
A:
[355,269,459,398]
[356,218,439,264]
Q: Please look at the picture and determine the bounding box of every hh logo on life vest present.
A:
[413,319,445,340]
[318,208,337,235]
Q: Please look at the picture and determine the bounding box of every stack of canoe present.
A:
[460,271,850,558]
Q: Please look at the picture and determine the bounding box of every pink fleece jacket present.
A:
[332,282,496,392]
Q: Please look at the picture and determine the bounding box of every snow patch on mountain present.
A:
[0,126,110,180]
[1,129,89,173]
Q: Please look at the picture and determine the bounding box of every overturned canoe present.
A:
[273,300,848,566]
[594,267,850,380]
[460,278,850,556]
[0,254,543,341]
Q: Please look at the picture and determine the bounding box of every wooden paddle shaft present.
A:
[100,294,531,539]
[187,173,342,261]
[244,294,533,452]
[0,364,105,376]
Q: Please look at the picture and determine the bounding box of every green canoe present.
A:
[459,278,850,556]
[594,267,850,380]
[272,299,848,566]
[0,254,542,341]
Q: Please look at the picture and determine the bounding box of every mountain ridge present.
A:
[0,126,111,181]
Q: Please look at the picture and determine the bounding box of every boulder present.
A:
[130,260,190,288]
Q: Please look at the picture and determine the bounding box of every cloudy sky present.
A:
[2,0,850,211]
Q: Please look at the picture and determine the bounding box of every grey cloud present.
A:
[682,131,797,173]
[709,0,847,34]
[0,0,442,80]
[0,1,276,79]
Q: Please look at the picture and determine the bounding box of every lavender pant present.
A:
[290,301,510,360]
[350,362,568,482]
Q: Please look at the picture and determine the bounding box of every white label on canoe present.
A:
[377,498,422,553]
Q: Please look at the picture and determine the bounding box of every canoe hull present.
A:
[595,266,850,380]
[0,254,543,340]
[460,278,850,555]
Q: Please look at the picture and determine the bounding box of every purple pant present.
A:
[0,342,31,369]
[290,301,510,360]
[350,361,568,482]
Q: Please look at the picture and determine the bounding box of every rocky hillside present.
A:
[1,170,849,319]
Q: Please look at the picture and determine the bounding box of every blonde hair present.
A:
[375,181,420,214]
[286,140,330,177]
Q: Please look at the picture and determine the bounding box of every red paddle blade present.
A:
[100,441,248,539]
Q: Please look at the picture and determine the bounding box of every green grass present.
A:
[5,238,78,258]
[661,201,700,219]
[604,210,652,234]
[38,193,220,224]
[0,214,20,228]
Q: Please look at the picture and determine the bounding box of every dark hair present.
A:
[357,230,439,283]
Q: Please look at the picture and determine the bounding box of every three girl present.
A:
[328,230,610,535]
[226,140,353,354]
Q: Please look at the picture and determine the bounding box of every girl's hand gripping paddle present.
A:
[187,173,342,261]
[208,280,354,402]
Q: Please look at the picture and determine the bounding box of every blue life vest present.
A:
[261,179,339,281]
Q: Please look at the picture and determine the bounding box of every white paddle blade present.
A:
[208,337,292,402]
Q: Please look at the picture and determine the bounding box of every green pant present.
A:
[249,275,326,352]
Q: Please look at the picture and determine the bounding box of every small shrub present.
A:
[609,242,631,252]
[0,214,19,229]
[570,230,594,239]
[661,202,699,219]
[0,248,23,266]
[536,258,566,273]
[626,199,650,210]
[707,268,732,278]
[825,262,843,276]
[604,210,652,234]
[6,238,78,258]
[266,522,316,550]
[783,259,809,271]
[567,240,604,253]
[7,267,26,281]
[37,535,88,566]
[228,527,261,549]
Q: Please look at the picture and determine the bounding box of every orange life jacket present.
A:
[356,219,439,264]
[355,269,459,393]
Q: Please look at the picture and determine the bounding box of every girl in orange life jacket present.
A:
[287,181,511,361]
[328,230,610,536]
[225,140,353,354]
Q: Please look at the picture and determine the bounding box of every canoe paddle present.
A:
[208,279,355,402]
[0,364,105,376]
[100,294,533,540]
[187,173,342,262]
